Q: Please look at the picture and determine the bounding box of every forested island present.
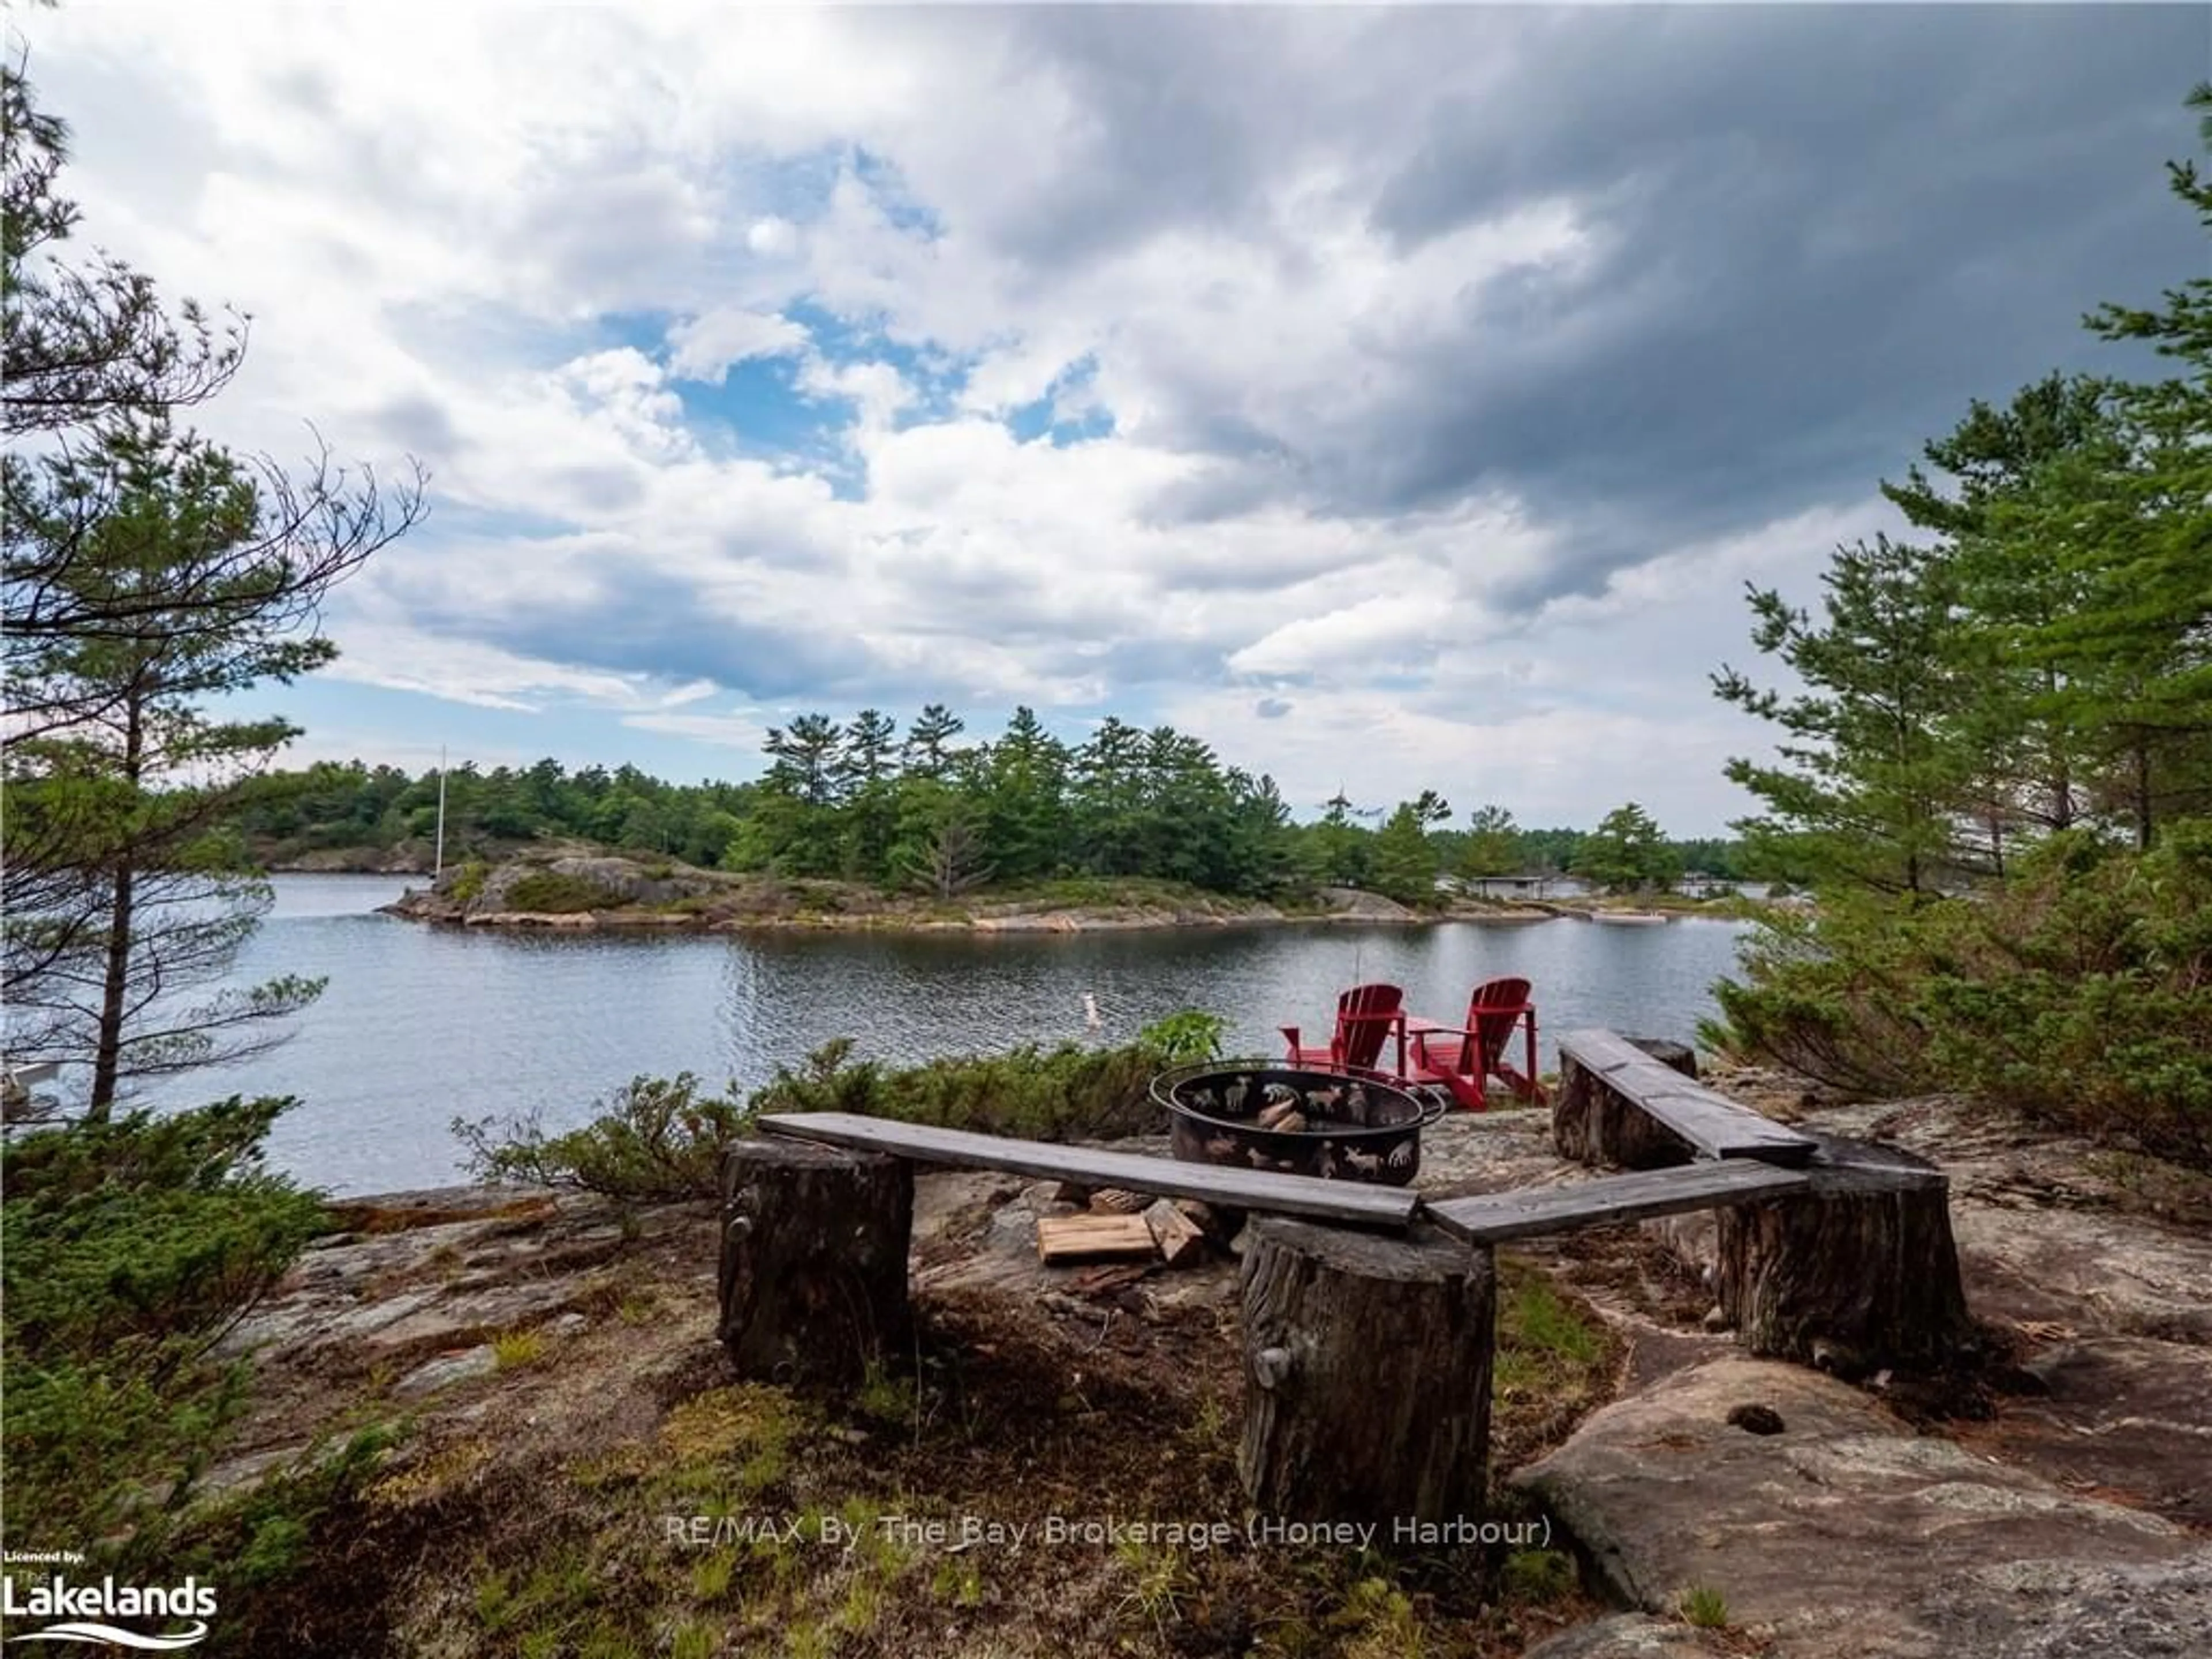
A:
[239,734,1747,906]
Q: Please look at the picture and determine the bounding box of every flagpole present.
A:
[434,746,448,879]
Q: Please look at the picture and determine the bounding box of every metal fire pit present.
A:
[1151,1061,1446,1186]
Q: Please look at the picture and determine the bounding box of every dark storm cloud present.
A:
[977,10,1291,264]
[1348,7,2209,605]
[979,6,2207,609]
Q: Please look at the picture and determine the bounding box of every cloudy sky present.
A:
[20,4,2206,833]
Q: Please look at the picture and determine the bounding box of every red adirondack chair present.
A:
[1279,983,1408,1078]
[1406,976,1544,1111]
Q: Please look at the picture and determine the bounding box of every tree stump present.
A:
[1239,1218,1493,1526]
[718,1138,913,1389]
[1716,1130,1972,1370]
[1623,1036,1698,1079]
[1552,1036,1698,1169]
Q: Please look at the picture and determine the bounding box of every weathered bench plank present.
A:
[756,1112,1421,1229]
[1427,1161,1813,1244]
[1557,1030,1817,1166]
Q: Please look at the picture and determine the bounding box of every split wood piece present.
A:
[1239,1218,1493,1526]
[1144,1198,1208,1267]
[1175,1199,1232,1244]
[758,1112,1419,1229]
[1716,1128,1974,1370]
[717,1138,912,1390]
[1068,1262,1153,1297]
[1427,1160,1812,1245]
[1037,1213,1157,1263]
[1553,1029,1816,1169]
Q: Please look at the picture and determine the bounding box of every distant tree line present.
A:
[237,718,1745,902]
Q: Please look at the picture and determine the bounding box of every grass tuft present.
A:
[1680,1584,1730,1628]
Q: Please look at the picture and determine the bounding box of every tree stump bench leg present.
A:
[1239,1218,1493,1527]
[1717,1131,1972,1370]
[1552,1037,1699,1169]
[718,1139,914,1389]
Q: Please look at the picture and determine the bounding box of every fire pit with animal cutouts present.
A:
[1151,1062,1447,1186]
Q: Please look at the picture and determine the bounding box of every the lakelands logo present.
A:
[1,1567,216,1650]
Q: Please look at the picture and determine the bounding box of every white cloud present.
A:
[745,216,800,257]
[797,355,916,436]
[319,618,650,714]
[658,680,721,710]
[17,5,2170,830]
[622,710,771,749]
[1228,596,1441,680]
[666,307,811,382]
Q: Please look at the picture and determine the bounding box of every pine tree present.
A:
[3,421,350,1116]
[1370,797,1447,903]
[901,703,966,780]
[841,708,902,881]
[1714,536,1975,898]
[977,706,1069,882]
[1460,804,1521,878]
[1882,374,2118,865]
[1570,802,1676,893]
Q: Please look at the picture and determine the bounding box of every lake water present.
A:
[118,876,1752,1196]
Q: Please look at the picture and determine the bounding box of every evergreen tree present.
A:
[1,61,240,441]
[1460,804,1521,877]
[1370,799,1442,903]
[3,422,351,1116]
[840,707,902,881]
[1306,790,1374,887]
[901,703,966,781]
[1571,802,1677,893]
[2030,82,2212,843]
[977,706,1069,882]
[1884,374,2118,863]
[892,779,994,899]
[1072,717,1149,876]
[1714,536,1974,898]
[2,69,419,723]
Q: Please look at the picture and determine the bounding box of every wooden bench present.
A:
[1546,1029,1972,1370]
[1427,1160,1812,1245]
[1554,1028,1818,1167]
[756,1111,1421,1229]
[733,1111,1484,1529]
[724,1050,1967,1530]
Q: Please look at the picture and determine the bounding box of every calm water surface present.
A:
[128,876,1751,1195]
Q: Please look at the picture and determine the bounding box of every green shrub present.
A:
[453,1073,755,1200]
[748,1037,1163,1143]
[503,869,621,912]
[1704,892,1940,1098]
[1913,827,2212,1166]
[1712,827,2212,1167]
[456,1036,1174,1200]
[1,1096,325,1354]
[0,1097,327,1562]
[1135,1007,1226,1065]
[446,858,490,904]
[1501,1549,1580,1604]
